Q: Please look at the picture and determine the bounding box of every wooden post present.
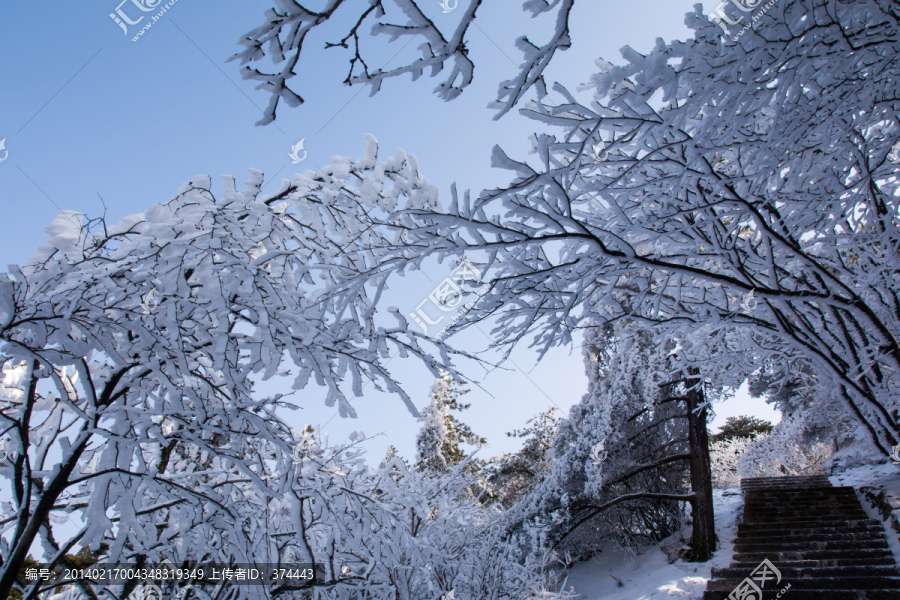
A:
[686,375,716,561]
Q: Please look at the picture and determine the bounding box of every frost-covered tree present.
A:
[105,430,574,600]
[502,323,716,562]
[483,407,561,509]
[231,0,576,124]
[737,422,832,479]
[0,147,474,600]
[710,436,753,489]
[415,370,486,473]
[360,0,900,457]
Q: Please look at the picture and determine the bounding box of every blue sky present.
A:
[0,0,779,463]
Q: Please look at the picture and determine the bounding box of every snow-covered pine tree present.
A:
[415,370,487,474]
[709,416,773,489]
[710,416,773,443]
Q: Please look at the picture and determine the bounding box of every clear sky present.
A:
[0,0,779,464]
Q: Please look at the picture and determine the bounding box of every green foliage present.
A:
[711,416,773,443]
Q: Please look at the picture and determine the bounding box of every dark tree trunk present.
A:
[686,376,716,561]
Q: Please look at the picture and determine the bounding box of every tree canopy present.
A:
[711,416,774,443]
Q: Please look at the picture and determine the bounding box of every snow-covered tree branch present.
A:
[359,0,900,456]
[230,0,574,125]
[0,146,479,599]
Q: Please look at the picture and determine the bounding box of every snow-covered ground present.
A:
[562,490,744,600]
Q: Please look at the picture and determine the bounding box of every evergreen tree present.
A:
[484,407,561,508]
[415,371,487,474]
[711,416,774,443]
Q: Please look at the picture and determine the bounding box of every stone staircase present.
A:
[703,475,900,599]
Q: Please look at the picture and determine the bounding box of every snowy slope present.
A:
[561,490,743,600]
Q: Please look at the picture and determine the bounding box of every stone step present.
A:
[712,566,900,579]
[743,509,870,518]
[744,500,862,509]
[744,496,861,504]
[742,477,831,486]
[743,514,872,523]
[703,589,900,599]
[734,549,896,562]
[744,496,861,503]
[732,531,886,544]
[738,525,884,536]
[728,558,900,569]
[742,515,872,524]
[742,485,837,492]
[705,576,900,591]
[741,475,831,485]
[738,519,882,532]
[744,496,859,509]
[704,476,900,599]
[745,485,850,492]
[733,540,889,553]
[743,490,847,497]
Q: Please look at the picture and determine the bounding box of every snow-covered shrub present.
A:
[710,436,754,489]
[260,438,576,600]
[737,418,832,478]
